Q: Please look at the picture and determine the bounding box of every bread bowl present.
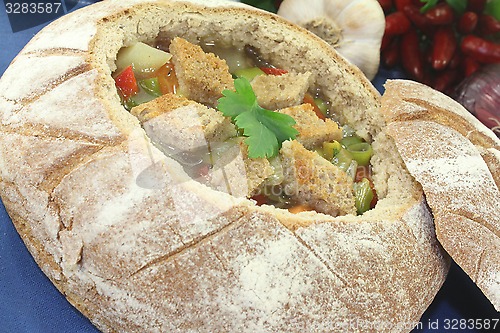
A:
[0,0,450,332]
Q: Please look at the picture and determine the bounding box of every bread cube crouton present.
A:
[210,139,274,198]
[280,140,357,216]
[169,37,234,107]
[130,93,236,154]
[278,104,342,150]
[251,71,313,110]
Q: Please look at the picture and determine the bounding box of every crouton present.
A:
[280,140,356,216]
[210,138,274,198]
[251,71,313,110]
[279,103,342,150]
[130,93,236,154]
[169,37,234,107]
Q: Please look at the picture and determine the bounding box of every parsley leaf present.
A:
[217,77,299,159]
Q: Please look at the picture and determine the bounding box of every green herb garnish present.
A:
[217,77,299,159]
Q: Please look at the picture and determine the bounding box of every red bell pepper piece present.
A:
[303,93,326,120]
[260,67,288,76]
[115,65,138,99]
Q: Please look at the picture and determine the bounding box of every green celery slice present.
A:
[353,178,374,215]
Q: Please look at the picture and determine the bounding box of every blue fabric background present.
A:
[0,1,498,332]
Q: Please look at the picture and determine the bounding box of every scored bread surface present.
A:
[381,80,500,311]
[0,0,448,332]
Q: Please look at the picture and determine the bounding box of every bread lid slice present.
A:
[381,79,500,311]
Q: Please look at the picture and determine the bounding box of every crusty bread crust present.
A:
[0,1,448,332]
[381,79,500,311]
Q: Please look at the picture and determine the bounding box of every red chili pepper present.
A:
[458,11,478,34]
[432,69,461,94]
[400,29,425,81]
[432,27,457,70]
[463,56,480,77]
[377,0,393,13]
[411,0,423,7]
[478,14,500,36]
[381,34,394,51]
[461,35,500,64]
[260,67,288,75]
[425,3,455,25]
[385,11,411,36]
[114,65,138,99]
[394,0,412,11]
[449,50,462,70]
[382,37,400,68]
[403,5,435,35]
[467,0,487,13]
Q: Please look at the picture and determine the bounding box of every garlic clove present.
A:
[278,0,385,80]
[278,0,325,24]
[336,40,381,81]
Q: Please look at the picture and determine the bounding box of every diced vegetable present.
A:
[265,156,285,186]
[114,65,138,99]
[353,178,375,215]
[303,93,326,120]
[345,142,373,166]
[233,67,266,81]
[260,67,288,75]
[322,141,342,161]
[314,97,329,116]
[332,147,354,172]
[340,135,364,147]
[155,62,179,94]
[288,204,314,214]
[339,133,373,166]
[139,77,162,97]
[125,88,159,111]
[115,42,172,77]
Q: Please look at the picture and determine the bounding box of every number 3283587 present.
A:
[5,2,62,14]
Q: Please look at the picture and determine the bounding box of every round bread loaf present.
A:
[0,0,448,332]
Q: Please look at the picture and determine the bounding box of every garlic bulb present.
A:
[277,0,385,80]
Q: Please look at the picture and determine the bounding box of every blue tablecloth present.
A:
[0,1,498,332]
